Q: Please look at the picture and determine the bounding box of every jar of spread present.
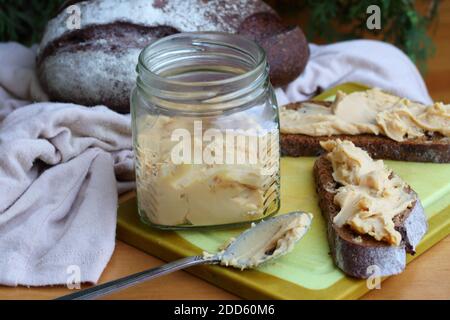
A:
[131,32,280,229]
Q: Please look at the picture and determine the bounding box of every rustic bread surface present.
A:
[313,155,428,278]
[281,101,450,163]
[38,0,309,113]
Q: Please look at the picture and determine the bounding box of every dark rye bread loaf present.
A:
[37,0,309,113]
[281,101,450,163]
[313,155,428,278]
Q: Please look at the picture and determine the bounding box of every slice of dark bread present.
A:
[281,101,450,163]
[313,155,428,278]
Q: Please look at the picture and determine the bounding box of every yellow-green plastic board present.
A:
[117,82,450,299]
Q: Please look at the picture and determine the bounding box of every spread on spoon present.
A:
[203,212,313,270]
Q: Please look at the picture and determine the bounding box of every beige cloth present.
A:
[0,43,134,286]
[275,40,432,106]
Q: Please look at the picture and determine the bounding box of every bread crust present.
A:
[313,155,428,278]
[281,101,450,163]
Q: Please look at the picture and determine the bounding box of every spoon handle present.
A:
[56,255,213,300]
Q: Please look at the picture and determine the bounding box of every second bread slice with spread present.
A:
[280,88,450,163]
[314,139,428,278]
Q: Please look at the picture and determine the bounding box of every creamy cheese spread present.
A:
[135,114,279,227]
[280,88,450,142]
[204,212,313,269]
[321,139,416,245]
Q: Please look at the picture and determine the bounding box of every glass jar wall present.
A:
[131,32,280,229]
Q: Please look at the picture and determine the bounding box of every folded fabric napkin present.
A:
[275,40,432,106]
[0,39,431,286]
[0,43,134,286]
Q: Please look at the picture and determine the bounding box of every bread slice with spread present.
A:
[313,139,427,278]
[280,88,450,163]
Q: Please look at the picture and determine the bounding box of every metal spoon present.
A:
[56,211,312,300]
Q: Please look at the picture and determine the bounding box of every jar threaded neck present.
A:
[136,32,269,113]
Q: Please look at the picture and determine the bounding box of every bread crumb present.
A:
[324,182,337,193]
[353,236,363,243]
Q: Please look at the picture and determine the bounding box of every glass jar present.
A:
[131,32,280,229]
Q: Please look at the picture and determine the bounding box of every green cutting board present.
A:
[117,82,450,299]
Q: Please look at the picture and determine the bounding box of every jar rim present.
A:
[137,32,267,88]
